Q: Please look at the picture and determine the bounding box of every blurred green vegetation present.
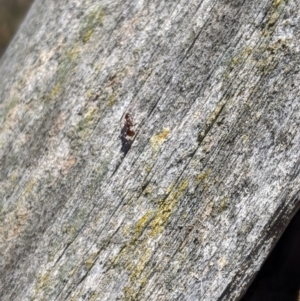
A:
[0,0,34,57]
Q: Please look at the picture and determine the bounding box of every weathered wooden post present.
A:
[1,0,299,300]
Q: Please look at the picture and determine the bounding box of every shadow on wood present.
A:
[241,209,300,301]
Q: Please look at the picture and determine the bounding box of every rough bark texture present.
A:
[0,0,300,300]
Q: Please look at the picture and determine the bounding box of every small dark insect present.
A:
[120,113,135,155]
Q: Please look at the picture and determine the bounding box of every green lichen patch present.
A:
[65,207,89,236]
[58,47,80,81]
[88,291,98,301]
[224,33,289,84]
[9,170,19,183]
[198,99,226,145]
[196,169,211,183]
[273,0,282,8]
[68,106,100,144]
[110,179,189,300]
[45,46,80,102]
[122,180,188,301]
[224,34,290,90]
[71,290,98,301]
[0,95,18,124]
[76,107,99,140]
[262,0,287,36]
[24,178,37,197]
[206,100,226,128]
[80,7,105,43]
[108,93,116,106]
[123,244,152,301]
[77,107,98,132]
[150,179,188,237]
[32,271,52,301]
[85,251,100,270]
[211,196,229,216]
[196,169,212,190]
[134,210,153,240]
[223,46,253,84]
[48,83,61,99]
[47,241,61,262]
[255,38,290,74]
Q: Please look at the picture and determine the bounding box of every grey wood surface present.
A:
[0,0,300,300]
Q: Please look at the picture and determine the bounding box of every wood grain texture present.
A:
[0,0,300,300]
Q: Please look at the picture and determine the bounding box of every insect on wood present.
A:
[120,113,135,155]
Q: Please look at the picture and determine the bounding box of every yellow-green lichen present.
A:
[207,100,226,127]
[149,201,174,237]
[220,196,228,212]
[143,185,153,196]
[45,46,80,102]
[47,241,61,262]
[273,0,282,7]
[262,0,286,36]
[123,245,152,301]
[223,29,290,93]
[85,251,100,270]
[150,128,170,150]
[69,266,78,277]
[123,224,131,236]
[88,291,98,301]
[231,57,239,66]
[62,224,76,237]
[144,164,152,175]
[166,183,175,195]
[48,83,61,99]
[77,107,99,137]
[61,209,90,246]
[196,169,211,183]
[113,179,189,300]
[108,93,116,106]
[84,29,94,43]
[86,89,94,99]
[134,210,153,240]
[82,107,98,126]
[58,47,80,81]
[80,8,105,42]
[150,179,188,237]
[211,196,229,216]
[198,99,227,144]
[256,38,290,74]
[32,272,51,300]
[9,170,19,183]
[224,46,253,81]
[95,62,104,72]
[0,96,18,124]
[24,179,36,196]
